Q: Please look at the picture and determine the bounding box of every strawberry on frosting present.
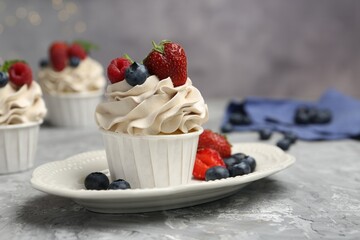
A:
[144,40,187,87]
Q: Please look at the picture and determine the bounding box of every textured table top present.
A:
[0,99,359,240]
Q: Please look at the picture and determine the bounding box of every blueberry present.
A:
[242,156,256,172]
[84,172,109,190]
[108,179,131,190]
[125,62,149,86]
[284,131,297,144]
[69,57,81,67]
[205,166,230,181]
[276,138,292,151]
[229,113,252,125]
[242,115,252,125]
[306,107,318,122]
[313,109,332,124]
[228,162,251,177]
[259,129,272,140]
[39,59,49,68]
[232,153,247,162]
[294,106,317,124]
[0,72,9,88]
[223,156,241,168]
[221,122,233,133]
[294,110,310,124]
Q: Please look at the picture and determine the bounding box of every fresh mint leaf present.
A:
[0,60,26,72]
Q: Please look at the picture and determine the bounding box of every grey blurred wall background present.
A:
[1,0,360,100]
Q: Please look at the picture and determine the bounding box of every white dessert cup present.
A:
[0,121,41,174]
[44,91,103,128]
[101,128,203,189]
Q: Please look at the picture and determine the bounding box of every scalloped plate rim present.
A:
[31,143,295,201]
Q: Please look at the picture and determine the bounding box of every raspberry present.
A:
[107,58,131,84]
[49,42,68,72]
[68,43,87,60]
[8,62,32,87]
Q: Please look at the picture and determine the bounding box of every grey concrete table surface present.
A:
[0,99,359,240]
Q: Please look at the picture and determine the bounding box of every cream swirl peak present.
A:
[95,76,208,135]
[38,57,106,94]
[0,81,47,125]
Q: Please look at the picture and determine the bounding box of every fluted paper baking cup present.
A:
[0,122,41,174]
[44,92,103,128]
[101,128,203,189]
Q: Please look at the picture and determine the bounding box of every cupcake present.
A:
[96,40,208,189]
[0,60,47,174]
[38,40,106,127]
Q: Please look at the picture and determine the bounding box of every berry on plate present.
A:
[232,152,247,161]
[198,129,232,158]
[192,148,225,180]
[223,155,241,169]
[223,153,246,168]
[228,162,251,177]
[205,166,230,181]
[8,61,33,87]
[224,153,256,173]
[49,41,68,72]
[84,172,110,190]
[125,62,149,86]
[143,40,187,87]
[108,179,131,190]
[107,57,132,84]
[242,156,256,172]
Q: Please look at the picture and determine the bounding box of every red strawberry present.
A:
[49,41,68,72]
[107,58,131,84]
[8,62,33,87]
[198,129,232,158]
[193,148,225,180]
[143,50,170,80]
[68,43,87,60]
[143,40,187,87]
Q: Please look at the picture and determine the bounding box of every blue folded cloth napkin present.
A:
[222,89,360,140]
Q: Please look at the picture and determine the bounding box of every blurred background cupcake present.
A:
[38,40,106,128]
[0,60,47,174]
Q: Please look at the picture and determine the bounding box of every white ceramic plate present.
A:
[31,143,295,213]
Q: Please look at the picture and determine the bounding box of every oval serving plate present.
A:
[31,143,295,213]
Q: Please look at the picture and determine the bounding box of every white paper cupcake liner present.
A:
[0,122,41,174]
[101,128,203,189]
[44,92,103,128]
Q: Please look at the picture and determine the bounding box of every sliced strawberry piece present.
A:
[8,62,33,87]
[192,148,225,180]
[107,58,131,84]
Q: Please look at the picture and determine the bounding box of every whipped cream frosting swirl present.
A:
[95,76,208,135]
[38,57,106,94]
[0,81,47,125]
